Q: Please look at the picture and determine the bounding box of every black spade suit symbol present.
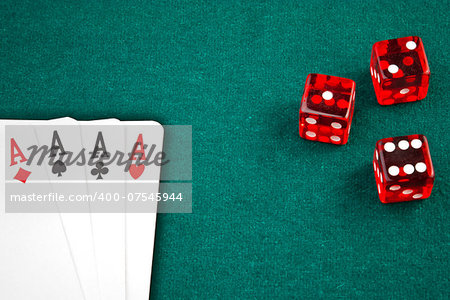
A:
[91,161,109,180]
[52,160,67,177]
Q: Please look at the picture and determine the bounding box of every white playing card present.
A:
[79,119,126,300]
[33,117,101,300]
[0,118,84,300]
[122,121,164,300]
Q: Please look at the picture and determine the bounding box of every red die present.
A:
[370,36,430,105]
[373,134,435,203]
[299,74,355,145]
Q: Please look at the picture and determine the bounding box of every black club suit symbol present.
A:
[91,162,109,180]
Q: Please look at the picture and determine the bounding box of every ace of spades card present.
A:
[123,121,164,300]
[79,119,126,300]
[0,119,84,300]
[33,118,101,300]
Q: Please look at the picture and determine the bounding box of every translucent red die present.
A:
[299,74,356,145]
[373,134,435,203]
[370,36,430,105]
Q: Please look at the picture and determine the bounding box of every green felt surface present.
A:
[1,1,449,298]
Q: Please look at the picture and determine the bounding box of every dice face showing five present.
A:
[370,36,430,105]
[299,74,356,145]
[373,134,434,203]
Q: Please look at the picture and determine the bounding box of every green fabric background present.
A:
[1,0,449,298]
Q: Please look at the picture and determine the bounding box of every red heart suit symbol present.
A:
[129,164,145,179]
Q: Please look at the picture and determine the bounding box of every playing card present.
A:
[79,119,126,300]
[122,121,164,300]
[0,118,84,300]
[32,117,101,300]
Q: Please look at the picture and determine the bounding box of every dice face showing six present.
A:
[373,134,434,203]
[370,36,430,105]
[299,74,356,145]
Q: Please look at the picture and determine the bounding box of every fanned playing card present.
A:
[79,119,126,300]
[123,121,164,300]
[0,118,84,300]
[33,117,100,300]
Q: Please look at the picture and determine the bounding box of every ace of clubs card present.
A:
[79,119,126,300]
